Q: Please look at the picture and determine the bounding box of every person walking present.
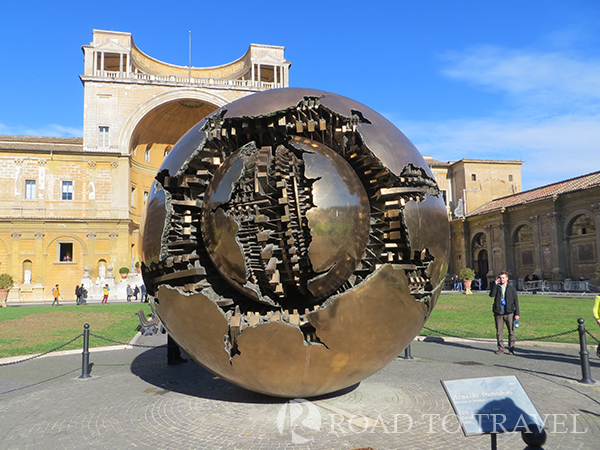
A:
[126,284,133,302]
[52,284,61,306]
[133,285,140,301]
[489,271,520,355]
[593,295,600,326]
[102,284,110,304]
[75,285,81,305]
[141,284,147,303]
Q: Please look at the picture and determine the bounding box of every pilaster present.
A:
[529,215,543,277]
[592,203,600,268]
[547,212,567,279]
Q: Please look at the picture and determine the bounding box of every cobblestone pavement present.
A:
[1,332,599,450]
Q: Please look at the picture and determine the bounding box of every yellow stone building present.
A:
[0,29,290,301]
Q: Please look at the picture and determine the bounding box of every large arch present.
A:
[119,89,230,154]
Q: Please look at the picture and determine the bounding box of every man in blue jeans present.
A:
[489,271,520,355]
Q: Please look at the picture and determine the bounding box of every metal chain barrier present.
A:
[0,334,83,367]
[585,329,600,345]
[421,326,578,342]
[89,333,164,349]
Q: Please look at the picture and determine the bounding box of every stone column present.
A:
[109,232,119,269]
[85,232,96,278]
[87,161,97,217]
[33,232,45,301]
[547,212,566,280]
[483,225,493,274]
[592,203,600,271]
[497,223,509,275]
[7,232,21,301]
[529,215,543,278]
[461,220,470,270]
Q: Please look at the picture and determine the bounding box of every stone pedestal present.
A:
[32,284,45,301]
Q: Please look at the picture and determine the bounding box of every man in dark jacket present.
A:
[489,271,520,355]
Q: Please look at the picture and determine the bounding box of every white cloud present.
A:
[399,114,600,190]
[441,45,600,115]
[392,44,600,191]
[0,123,81,137]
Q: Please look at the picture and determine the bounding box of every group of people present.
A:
[126,284,147,302]
[451,274,463,291]
[52,283,147,305]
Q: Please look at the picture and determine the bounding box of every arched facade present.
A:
[0,29,290,301]
[449,172,600,288]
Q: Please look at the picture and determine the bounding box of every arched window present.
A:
[513,225,533,243]
[569,214,595,236]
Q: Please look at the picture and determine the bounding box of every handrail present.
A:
[93,70,282,89]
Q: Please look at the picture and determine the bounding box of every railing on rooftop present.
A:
[94,70,282,90]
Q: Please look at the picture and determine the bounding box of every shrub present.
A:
[459,268,476,280]
[0,273,14,290]
[118,267,130,274]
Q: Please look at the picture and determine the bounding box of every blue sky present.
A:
[1,0,599,190]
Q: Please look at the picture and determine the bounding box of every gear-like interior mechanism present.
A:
[144,95,442,359]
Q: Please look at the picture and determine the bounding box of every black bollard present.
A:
[577,318,595,384]
[404,344,414,360]
[80,323,91,379]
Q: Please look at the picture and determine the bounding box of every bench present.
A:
[135,310,159,336]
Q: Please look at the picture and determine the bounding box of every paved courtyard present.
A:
[1,330,600,449]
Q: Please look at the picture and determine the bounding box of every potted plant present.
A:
[135,261,140,273]
[119,267,130,279]
[459,268,476,295]
[0,273,14,307]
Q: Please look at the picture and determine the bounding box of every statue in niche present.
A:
[24,270,32,284]
[98,262,107,280]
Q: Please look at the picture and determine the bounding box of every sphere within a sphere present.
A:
[140,88,450,397]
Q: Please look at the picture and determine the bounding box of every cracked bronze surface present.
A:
[140,88,450,397]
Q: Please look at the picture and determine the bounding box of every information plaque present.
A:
[442,375,545,436]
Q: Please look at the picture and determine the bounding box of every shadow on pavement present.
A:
[421,337,600,368]
[129,346,358,403]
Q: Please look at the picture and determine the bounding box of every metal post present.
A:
[404,344,414,360]
[491,432,497,450]
[577,318,595,384]
[80,323,91,379]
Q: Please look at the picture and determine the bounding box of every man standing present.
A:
[52,284,61,306]
[489,271,520,355]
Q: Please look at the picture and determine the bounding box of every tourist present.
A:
[593,295,600,327]
[489,272,520,355]
[75,285,81,305]
[141,284,147,303]
[126,284,133,302]
[52,284,61,306]
[102,284,110,304]
[133,285,140,301]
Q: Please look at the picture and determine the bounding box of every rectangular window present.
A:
[131,185,137,207]
[62,181,73,200]
[144,148,151,162]
[440,190,447,206]
[509,174,514,182]
[59,243,73,261]
[99,126,109,147]
[25,180,36,200]
[143,191,149,204]
[471,174,477,181]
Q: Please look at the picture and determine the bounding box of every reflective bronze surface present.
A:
[140,88,450,397]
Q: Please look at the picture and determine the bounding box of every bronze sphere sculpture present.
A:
[140,88,450,397]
